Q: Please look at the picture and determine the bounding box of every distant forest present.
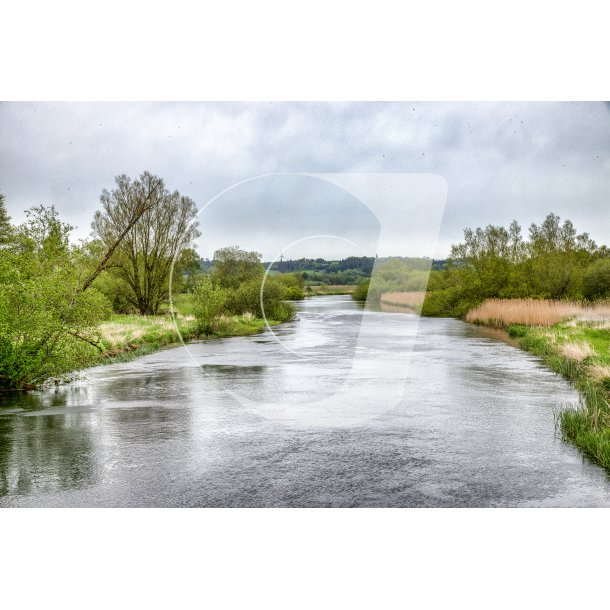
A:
[199,256,447,285]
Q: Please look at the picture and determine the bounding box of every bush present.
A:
[192,277,229,335]
[0,205,118,389]
[275,273,305,300]
[0,234,112,389]
[352,280,369,301]
[583,259,610,300]
[228,277,295,321]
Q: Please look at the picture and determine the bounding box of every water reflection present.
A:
[0,412,99,495]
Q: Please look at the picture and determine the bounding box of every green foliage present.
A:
[211,245,263,289]
[0,192,13,246]
[174,247,203,293]
[0,206,111,389]
[423,213,601,317]
[275,272,304,300]
[507,324,527,338]
[352,280,369,301]
[583,259,610,300]
[192,276,229,335]
[228,276,295,322]
[94,270,137,314]
[351,258,431,304]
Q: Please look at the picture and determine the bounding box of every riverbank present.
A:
[82,292,289,370]
[306,284,356,296]
[466,298,610,471]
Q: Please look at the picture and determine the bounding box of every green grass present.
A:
[502,321,610,472]
[161,292,198,316]
[94,293,285,367]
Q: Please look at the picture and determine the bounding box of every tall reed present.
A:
[465,298,610,328]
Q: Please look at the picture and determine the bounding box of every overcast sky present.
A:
[0,102,609,259]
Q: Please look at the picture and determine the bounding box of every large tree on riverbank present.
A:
[0,205,111,390]
[91,172,200,315]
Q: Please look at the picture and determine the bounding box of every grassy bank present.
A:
[93,295,286,367]
[466,298,610,470]
[306,284,356,296]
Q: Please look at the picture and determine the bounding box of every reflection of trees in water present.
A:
[99,369,198,403]
[106,406,191,444]
[0,418,12,495]
[0,411,99,496]
[0,368,200,500]
[0,385,92,412]
[201,365,266,377]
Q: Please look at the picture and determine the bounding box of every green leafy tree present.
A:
[526,214,597,298]
[275,272,304,300]
[192,276,228,335]
[174,247,203,293]
[0,206,111,390]
[421,213,602,316]
[211,246,263,289]
[92,172,200,314]
[583,259,610,300]
[228,276,294,321]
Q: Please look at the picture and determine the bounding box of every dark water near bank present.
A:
[1,296,609,507]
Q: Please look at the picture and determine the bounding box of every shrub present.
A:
[583,259,610,300]
[192,277,229,335]
[228,277,295,321]
[352,280,369,302]
[276,273,305,300]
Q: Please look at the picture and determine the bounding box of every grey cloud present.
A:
[0,101,609,258]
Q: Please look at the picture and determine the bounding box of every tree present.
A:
[92,172,200,315]
[82,172,164,292]
[174,247,202,293]
[211,246,263,289]
[0,206,111,390]
[0,192,13,246]
[526,213,597,298]
[583,259,610,300]
[227,276,295,321]
[192,276,228,335]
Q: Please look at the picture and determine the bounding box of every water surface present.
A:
[1,296,609,507]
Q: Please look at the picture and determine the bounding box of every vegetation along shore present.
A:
[352,213,610,471]
[466,299,610,470]
[0,176,299,391]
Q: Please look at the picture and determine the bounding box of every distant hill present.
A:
[199,255,447,285]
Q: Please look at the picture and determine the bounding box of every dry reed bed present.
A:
[465,299,610,328]
[558,342,596,362]
[98,316,187,349]
[380,291,426,309]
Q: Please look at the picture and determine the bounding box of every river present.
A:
[1,295,609,507]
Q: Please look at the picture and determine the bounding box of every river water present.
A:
[1,295,609,507]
